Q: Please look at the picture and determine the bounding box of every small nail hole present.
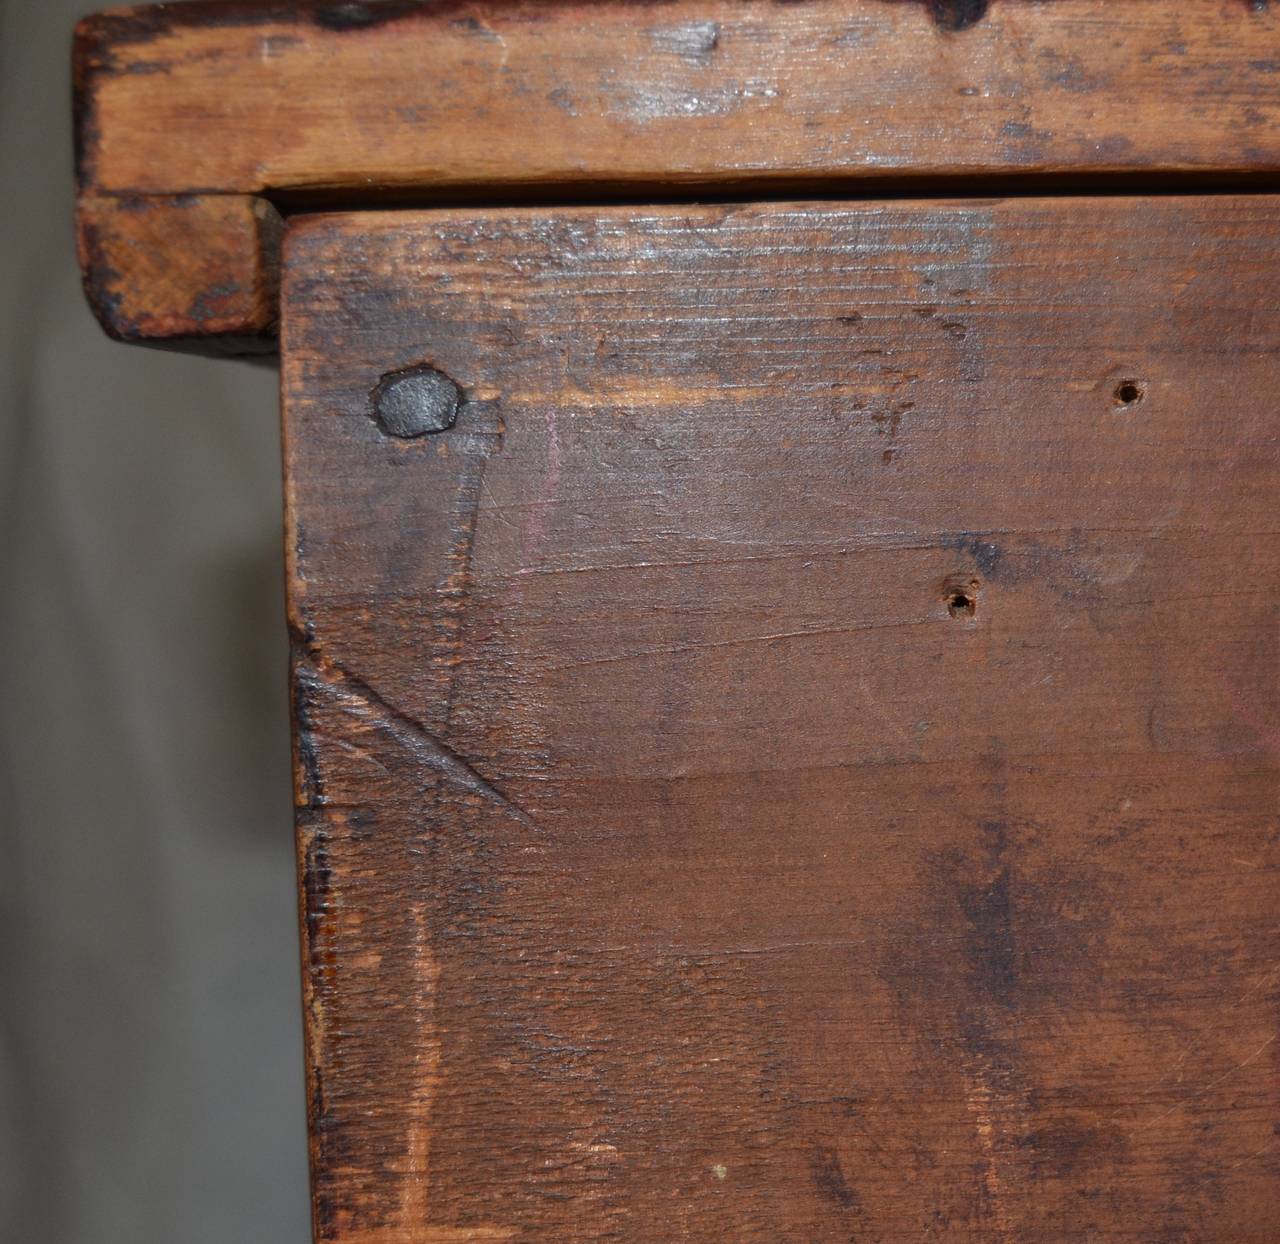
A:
[1114,380,1144,407]
[946,587,977,618]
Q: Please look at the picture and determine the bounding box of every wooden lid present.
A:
[74,0,1280,353]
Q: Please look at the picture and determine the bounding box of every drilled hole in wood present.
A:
[946,587,977,618]
[1114,380,1144,407]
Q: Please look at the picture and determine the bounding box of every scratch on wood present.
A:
[1136,1032,1279,1134]
[399,906,442,1236]
[546,615,938,674]
[337,1227,518,1243]
[433,405,502,733]
[294,643,536,828]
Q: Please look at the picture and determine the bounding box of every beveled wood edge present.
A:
[73,0,1280,354]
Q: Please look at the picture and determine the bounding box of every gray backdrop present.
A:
[1,1,311,1239]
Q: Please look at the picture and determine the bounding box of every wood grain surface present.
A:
[76,194,282,352]
[282,195,1280,1242]
[74,0,1280,351]
[77,0,1280,197]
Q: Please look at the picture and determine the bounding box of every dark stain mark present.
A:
[836,312,863,325]
[956,821,1018,1007]
[1019,1117,1130,1176]
[1001,120,1053,143]
[879,803,1032,1160]
[548,85,579,116]
[1249,59,1280,72]
[71,46,101,190]
[810,1142,863,1212]
[942,528,1142,625]
[874,748,1126,1201]
[77,217,128,339]
[145,192,200,210]
[75,8,183,48]
[188,280,248,325]
[916,817,1115,1023]
[1046,61,1096,93]
[75,0,482,60]
[371,364,461,437]
[946,533,1004,579]
[928,0,990,31]
[1248,0,1270,12]
[314,1,426,31]
[76,0,1031,52]
[1036,44,1101,91]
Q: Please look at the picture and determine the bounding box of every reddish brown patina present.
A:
[76,3,1280,1240]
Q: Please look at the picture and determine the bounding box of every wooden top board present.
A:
[74,0,1280,351]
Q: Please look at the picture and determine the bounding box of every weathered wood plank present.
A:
[73,0,1280,353]
[76,194,282,352]
[282,195,1280,1241]
[77,0,1280,198]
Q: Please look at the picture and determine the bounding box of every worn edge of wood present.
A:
[72,0,1280,353]
[75,193,283,355]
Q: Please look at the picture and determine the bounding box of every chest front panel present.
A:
[282,196,1280,1243]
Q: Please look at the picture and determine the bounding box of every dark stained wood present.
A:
[75,0,1280,352]
[282,195,1280,1242]
[77,194,282,352]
